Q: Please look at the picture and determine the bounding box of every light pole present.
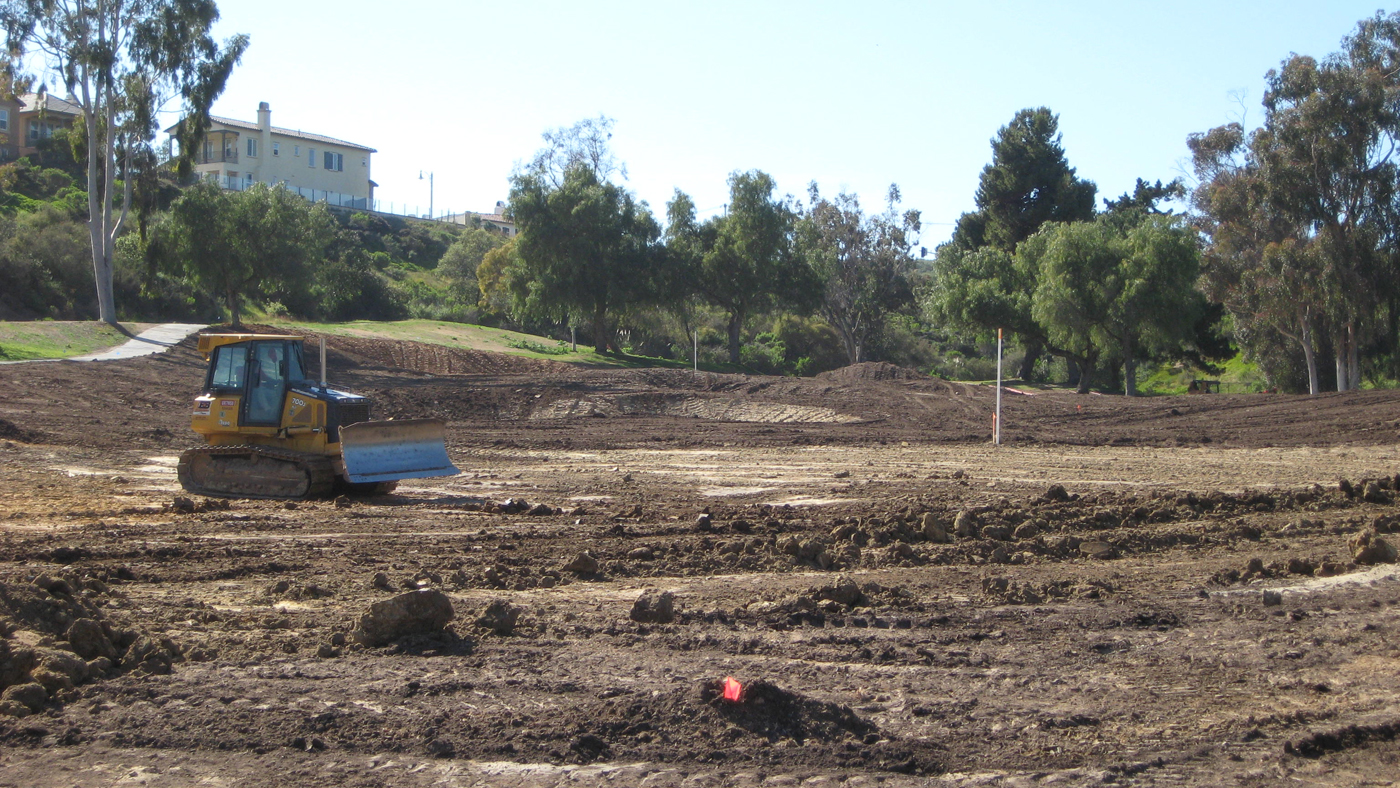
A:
[419,170,434,219]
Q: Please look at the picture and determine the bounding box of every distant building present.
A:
[168,102,377,209]
[0,93,81,162]
[443,201,516,236]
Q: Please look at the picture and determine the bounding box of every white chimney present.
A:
[257,101,271,131]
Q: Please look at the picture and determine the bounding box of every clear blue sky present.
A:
[195,0,1387,246]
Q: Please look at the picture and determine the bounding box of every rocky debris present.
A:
[1349,529,1398,565]
[1286,557,1317,576]
[527,503,557,516]
[982,576,1045,605]
[0,579,172,700]
[1314,561,1347,577]
[694,513,713,532]
[1013,521,1041,540]
[627,546,656,561]
[65,618,117,661]
[266,581,334,600]
[0,639,37,689]
[426,738,456,758]
[170,495,230,514]
[630,590,677,624]
[1362,480,1391,504]
[564,551,601,575]
[371,572,393,590]
[121,635,181,675]
[954,510,980,538]
[32,647,88,692]
[1079,541,1118,560]
[475,599,522,634]
[980,524,1012,541]
[1045,484,1071,502]
[1262,590,1283,607]
[352,589,456,647]
[815,577,865,608]
[921,513,951,543]
[32,574,72,596]
[0,682,46,716]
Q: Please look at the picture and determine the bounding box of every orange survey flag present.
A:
[722,676,743,702]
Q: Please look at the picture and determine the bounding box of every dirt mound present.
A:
[529,392,863,423]
[0,418,43,443]
[696,678,875,743]
[817,362,929,383]
[194,325,572,377]
[563,678,892,766]
[327,335,572,376]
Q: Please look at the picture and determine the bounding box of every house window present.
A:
[294,145,300,157]
[0,109,8,131]
[246,138,257,157]
[361,156,367,167]
[272,142,279,157]
[308,147,315,167]
[323,151,343,172]
[27,121,59,143]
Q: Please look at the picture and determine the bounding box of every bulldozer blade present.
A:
[339,418,459,483]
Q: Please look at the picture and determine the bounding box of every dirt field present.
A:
[2,332,1399,786]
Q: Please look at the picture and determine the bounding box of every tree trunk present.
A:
[82,76,118,325]
[1298,308,1319,395]
[1017,338,1042,381]
[1347,321,1360,390]
[727,311,743,366]
[1123,335,1137,397]
[1334,332,1349,392]
[227,288,242,328]
[1075,356,1095,394]
[592,304,608,354]
[1065,354,1080,388]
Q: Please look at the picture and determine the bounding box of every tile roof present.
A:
[18,92,81,116]
[204,115,376,152]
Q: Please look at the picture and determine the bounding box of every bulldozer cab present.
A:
[202,335,307,427]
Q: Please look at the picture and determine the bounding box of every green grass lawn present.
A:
[0,321,158,360]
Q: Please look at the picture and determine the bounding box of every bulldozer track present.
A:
[177,444,336,500]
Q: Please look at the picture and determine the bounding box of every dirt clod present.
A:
[1349,529,1398,565]
[474,599,521,634]
[564,551,600,575]
[629,590,676,623]
[352,589,455,646]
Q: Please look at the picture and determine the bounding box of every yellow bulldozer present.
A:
[179,333,458,498]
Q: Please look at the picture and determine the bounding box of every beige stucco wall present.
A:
[245,133,372,199]
[186,112,373,203]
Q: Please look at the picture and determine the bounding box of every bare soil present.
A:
[1,332,1399,786]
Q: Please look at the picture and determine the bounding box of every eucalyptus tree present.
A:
[690,171,811,364]
[509,163,660,353]
[1190,11,1400,392]
[798,184,920,365]
[0,0,247,324]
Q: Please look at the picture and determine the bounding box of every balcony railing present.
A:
[214,175,369,210]
[198,151,239,164]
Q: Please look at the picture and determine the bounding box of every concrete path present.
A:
[34,322,208,362]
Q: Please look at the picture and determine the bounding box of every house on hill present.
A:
[0,93,81,162]
[442,201,517,236]
[169,102,376,209]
